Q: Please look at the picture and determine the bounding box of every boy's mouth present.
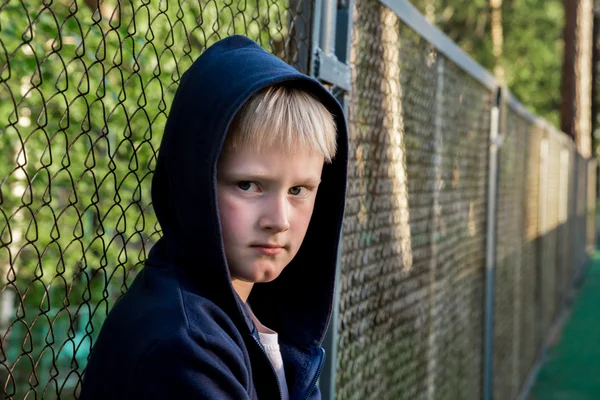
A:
[250,243,285,255]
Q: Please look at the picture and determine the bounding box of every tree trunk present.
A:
[490,0,505,83]
[591,2,600,155]
[424,0,435,23]
[561,0,594,157]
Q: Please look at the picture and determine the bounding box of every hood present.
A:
[148,35,348,348]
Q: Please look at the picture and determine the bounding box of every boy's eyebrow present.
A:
[226,171,322,185]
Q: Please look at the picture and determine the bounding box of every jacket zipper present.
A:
[251,334,284,400]
[302,347,325,400]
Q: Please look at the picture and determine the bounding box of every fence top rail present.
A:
[379,0,497,91]
[504,89,539,125]
[505,89,575,148]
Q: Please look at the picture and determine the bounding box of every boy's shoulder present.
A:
[80,264,254,399]
[81,264,252,398]
[109,263,246,344]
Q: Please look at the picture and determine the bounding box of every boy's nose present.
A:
[259,195,290,232]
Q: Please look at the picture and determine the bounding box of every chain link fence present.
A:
[491,105,595,400]
[340,1,489,398]
[336,0,596,399]
[0,0,597,399]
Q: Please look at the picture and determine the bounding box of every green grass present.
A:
[529,250,600,399]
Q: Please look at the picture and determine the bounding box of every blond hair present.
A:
[223,85,337,163]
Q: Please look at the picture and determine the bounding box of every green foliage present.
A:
[411,0,564,127]
[411,0,495,68]
[503,0,564,127]
[0,0,291,397]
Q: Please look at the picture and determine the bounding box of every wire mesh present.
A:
[520,118,544,379]
[491,104,587,400]
[339,1,489,398]
[433,52,490,400]
[539,129,561,334]
[512,111,529,389]
[493,104,523,400]
[514,117,534,385]
[575,156,589,268]
[340,2,436,398]
[0,1,311,398]
[586,159,597,250]
[339,1,596,399]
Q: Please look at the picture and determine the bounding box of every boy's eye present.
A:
[237,181,259,192]
[289,186,306,196]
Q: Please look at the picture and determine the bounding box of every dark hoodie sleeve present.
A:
[127,328,252,399]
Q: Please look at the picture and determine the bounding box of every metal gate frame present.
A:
[309,1,354,398]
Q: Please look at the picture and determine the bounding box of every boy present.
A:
[79,35,348,399]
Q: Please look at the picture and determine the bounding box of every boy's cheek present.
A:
[217,201,247,247]
[218,193,246,221]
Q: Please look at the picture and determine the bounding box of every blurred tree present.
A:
[561,0,593,157]
[490,0,505,82]
[412,0,494,69]
[591,2,600,155]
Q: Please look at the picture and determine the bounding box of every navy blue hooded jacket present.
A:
[79,35,348,399]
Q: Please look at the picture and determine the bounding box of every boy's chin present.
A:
[246,263,286,283]
[252,270,283,283]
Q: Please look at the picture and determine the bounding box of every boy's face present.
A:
[216,144,324,290]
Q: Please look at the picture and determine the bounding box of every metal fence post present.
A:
[320,0,337,56]
[571,153,580,280]
[310,0,352,92]
[425,55,445,400]
[483,87,502,400]
[313,0,354,398]
[586,160,597,252]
